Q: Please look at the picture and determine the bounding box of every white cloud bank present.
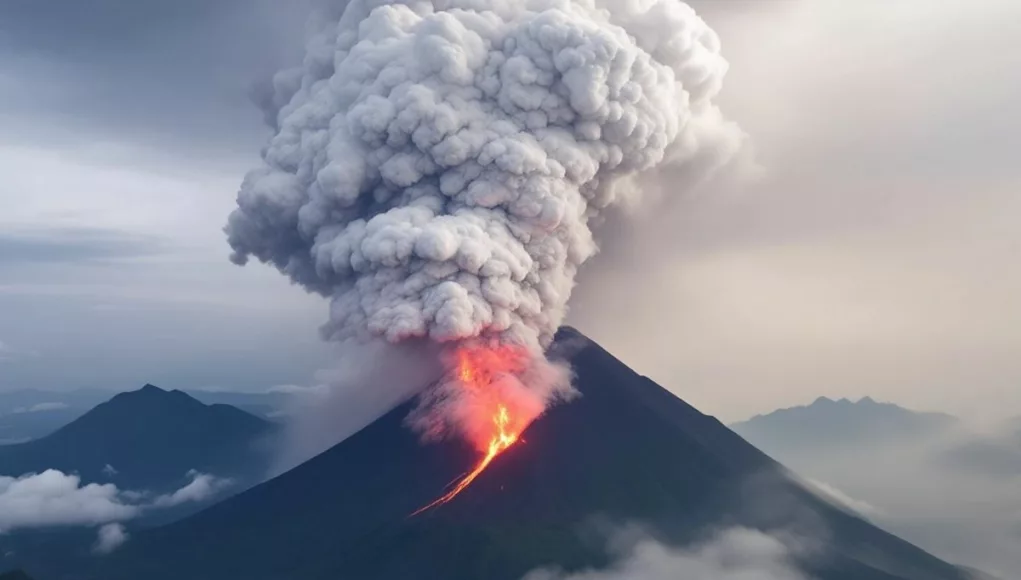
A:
[0,470,138,532]
[0,469,233,534]
[523,527,808,580]
[93,523,129,555]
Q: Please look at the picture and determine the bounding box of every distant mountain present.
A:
[0,388,291,441]
[0,385,275,492]
[82,329,966,580]
[731,396,957,455]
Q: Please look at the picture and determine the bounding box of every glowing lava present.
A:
[411,345,532,516]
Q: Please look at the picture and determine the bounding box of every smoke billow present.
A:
[226,0,742,442]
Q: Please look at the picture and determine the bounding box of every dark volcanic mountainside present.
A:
[91,329,965,580]
[0,385,275,492]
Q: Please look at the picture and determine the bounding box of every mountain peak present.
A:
[105,384,203,409]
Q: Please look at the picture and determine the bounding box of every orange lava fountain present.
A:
[411,345,531,516]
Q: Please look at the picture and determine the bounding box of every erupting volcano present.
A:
[224,0,744,527]
[412,345,537,515]
[88,329,973,580]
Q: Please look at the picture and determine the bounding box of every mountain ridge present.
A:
[730,396,957,454]
[0,384,275,492]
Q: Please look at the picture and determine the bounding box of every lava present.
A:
[411,403,519,516]
[411,344,532,516]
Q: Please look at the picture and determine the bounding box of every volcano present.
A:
[86,328,965,580]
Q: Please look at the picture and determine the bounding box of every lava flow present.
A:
[411,345,532,516]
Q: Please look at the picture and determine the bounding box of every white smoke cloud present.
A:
[150,470,233,508]
[226,0,743,443]
[268,338,444,472]
[0,470,139,532]
[0,469,234,533]
[93,523,129,555]
[522,527,808,580]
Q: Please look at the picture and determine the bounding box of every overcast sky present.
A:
[1,0,1019,423]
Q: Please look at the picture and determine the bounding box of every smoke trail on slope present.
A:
[227,0,743,445]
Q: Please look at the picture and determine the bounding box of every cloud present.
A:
[801,478,882,518]
[523,527,807,580]
[102,464,118,477]
[265,383,328,396]
[12,402,69,414]
[0,469,234,532]
[0,470,139,532]
[268,340,443,475]
[0,227,167,266]
[93,523,129,555]
[747,428,1021,577]
[150,471,233,508]
[0,0,316,158]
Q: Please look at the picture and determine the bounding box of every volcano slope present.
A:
[92,328,966,580]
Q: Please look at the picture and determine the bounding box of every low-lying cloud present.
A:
[93,523,129,555]
[0,468,233,534]
[523,527,808,580]
[801,477,882,519]
[749,428,1021,578]
[0,470,138,532]
[151,470,233,508]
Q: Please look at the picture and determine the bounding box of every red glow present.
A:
[411,344,531,515]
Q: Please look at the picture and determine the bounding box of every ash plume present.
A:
[226,0,743,439]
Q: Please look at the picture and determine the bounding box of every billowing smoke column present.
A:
[227,0,740,464]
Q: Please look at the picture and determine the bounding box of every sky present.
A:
[1,0,1019,423]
